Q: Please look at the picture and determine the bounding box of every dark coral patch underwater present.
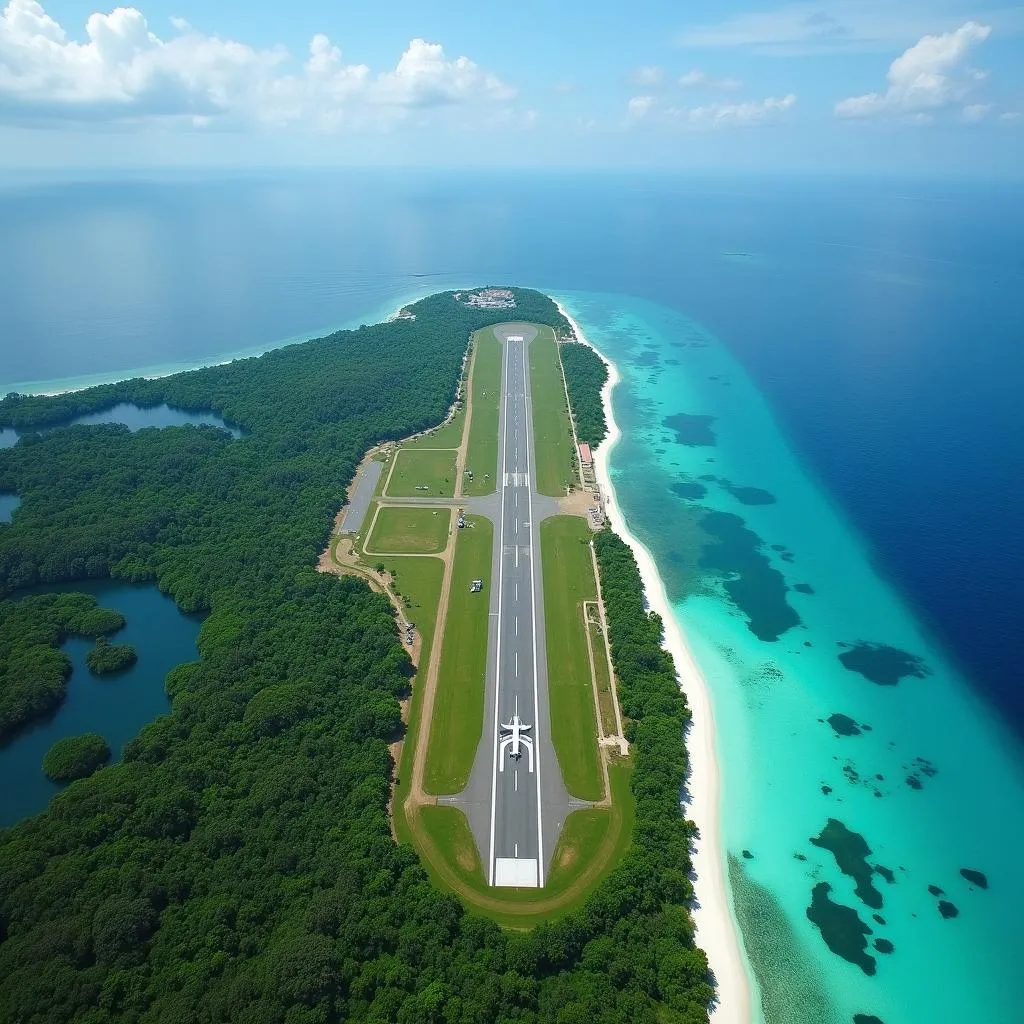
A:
[960,867,988,889]
[811,818,884,910]
[838,641,931,686]
[663,412,717,446]
[670,479,708,500]
[697,510,801,642]
[827,713,862,737]
[806,882,877,975]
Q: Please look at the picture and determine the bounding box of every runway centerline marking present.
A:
[487,337,544,887]
[486,340,512,886]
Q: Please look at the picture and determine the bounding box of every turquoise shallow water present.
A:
[561,292,1024,1024]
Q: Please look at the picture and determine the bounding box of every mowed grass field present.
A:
[385,448,457,498]
[462,329,502,496]
[424,515,493,794]
[546,763,634,893]
[403,397,466,451]
[540,516,603,801]
[529,327,577,497]
[386,554,445,838]
[409,760,634,928]
[366,506,450,554]
[419,806,486,886]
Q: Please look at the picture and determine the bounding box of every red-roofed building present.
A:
[578,443,593,469]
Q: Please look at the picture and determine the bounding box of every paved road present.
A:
[450,324,577,888]
[340,460,383,534]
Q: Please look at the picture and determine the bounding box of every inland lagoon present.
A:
[0,403,243,441]
[0,580,202,829]
[0,493,18,523]
[562,291,1024,1024]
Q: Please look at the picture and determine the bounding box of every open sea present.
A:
[1,171,1022,1023]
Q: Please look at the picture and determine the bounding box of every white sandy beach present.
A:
[556,300,754,1024]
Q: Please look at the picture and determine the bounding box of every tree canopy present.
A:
[560,343,609,447]
[0,592,124,741]
[0,289,713,1023]
[85,637,137,675]
[42,732,111,782]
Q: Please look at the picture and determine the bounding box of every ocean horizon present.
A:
[2,171,1021,1023]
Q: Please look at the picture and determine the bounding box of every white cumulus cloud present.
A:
[962,102,991,122]
[678,68,743,91]
[629,92,796,129]
[0,0,514,128]
[680,93,796,127]
[630,65,664,87]
[627,94,656,119]
[834,21,991,119]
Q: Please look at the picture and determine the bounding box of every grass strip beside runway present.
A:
[419,806,487,885]
[403,396,466,451]
[409,761,633,928]
[367,506,450,554]
[462,329,502,496]
[424,515,493,794]
[528,326,577,497]
[384,447,457,498]
[540,516,603,801]
[387,555,445,839]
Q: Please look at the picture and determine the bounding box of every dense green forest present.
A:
[86,637,138,675]
[0,289,712,1023]
[42,733,111,782]
[560,343,609,447]
[0,593,124,741]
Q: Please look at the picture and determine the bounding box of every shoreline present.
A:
[1,294,435,398]
[555,299,754,1024]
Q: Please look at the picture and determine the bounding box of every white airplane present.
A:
[498,696,534,772]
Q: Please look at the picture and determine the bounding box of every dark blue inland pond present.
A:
[0,493,18,523]
[0,402,243,444]
[0,580,202,828]
[0,405,241,527]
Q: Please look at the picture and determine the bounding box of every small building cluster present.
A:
[404,621,415,645]
[455,288,516,310]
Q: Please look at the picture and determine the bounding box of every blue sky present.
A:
[1,0,1022,174]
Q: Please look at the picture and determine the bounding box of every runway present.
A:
[486,334,545,886]
[449,323,576,888]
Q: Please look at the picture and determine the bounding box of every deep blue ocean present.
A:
[3,171,1021,737]
[1,171,1022,1022]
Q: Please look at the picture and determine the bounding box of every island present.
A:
[0,593,125,741]
[0,289,715,1023]
[42,732,111,782]
[86,637,138,675]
